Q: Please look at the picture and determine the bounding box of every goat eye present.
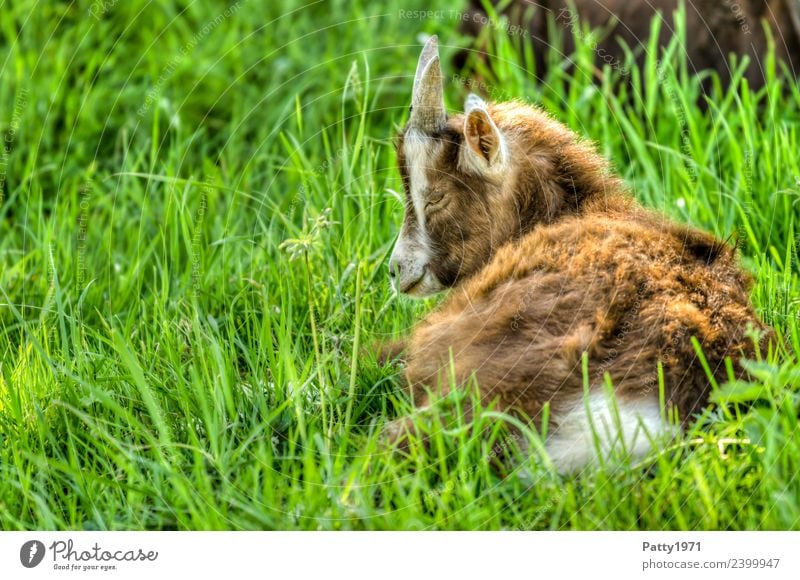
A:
[425,190,446,211]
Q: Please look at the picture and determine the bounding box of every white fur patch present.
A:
[545,392,672,474]
[464,92,487,112]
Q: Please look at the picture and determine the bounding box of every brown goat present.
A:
[384,36,772,472]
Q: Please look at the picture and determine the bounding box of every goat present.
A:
[383,36,773,473]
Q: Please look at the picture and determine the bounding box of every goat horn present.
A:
[410,35,446,132]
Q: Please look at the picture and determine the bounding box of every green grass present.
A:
[0,0,799,530]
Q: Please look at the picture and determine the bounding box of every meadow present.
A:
[0,0,798,530]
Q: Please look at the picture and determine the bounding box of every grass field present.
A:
[0,0,799,530]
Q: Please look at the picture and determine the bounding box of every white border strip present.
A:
[1,531,798,579]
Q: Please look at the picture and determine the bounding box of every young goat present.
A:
[383,36,772,473]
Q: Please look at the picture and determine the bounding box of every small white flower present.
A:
[676,197,686,209]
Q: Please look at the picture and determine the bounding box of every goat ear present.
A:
[463,104,505,168]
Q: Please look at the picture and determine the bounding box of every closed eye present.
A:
[424,190,446,212]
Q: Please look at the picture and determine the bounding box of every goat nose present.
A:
[388,260,399,279]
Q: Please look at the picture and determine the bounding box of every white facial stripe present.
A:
[404,130,432,243]
[388,129,446,297]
